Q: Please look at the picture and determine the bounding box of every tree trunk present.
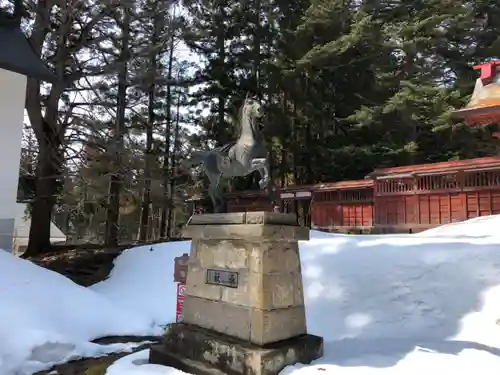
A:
[217,13,225,135]
[105,7,130,247]
[166,90,182,237]
[305,120,313,184]
[23,0,62,257]
[252,0,261,96]
[138,93,155,241]
[23,144,57,257]
[138,14,160,242]
[292,100,299,185]
[280,91,288,187]
[159,28,175,239]
[250,0,262,189]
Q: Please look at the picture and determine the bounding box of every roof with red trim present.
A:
[311,179,373,191]
[225,179,373,198]
[368,156,500,178]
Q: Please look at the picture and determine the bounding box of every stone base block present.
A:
[149,323,323,375]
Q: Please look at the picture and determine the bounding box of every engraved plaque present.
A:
[206,268,239,288]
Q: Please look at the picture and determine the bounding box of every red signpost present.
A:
[174,253,189,322]
[176,282,186,322]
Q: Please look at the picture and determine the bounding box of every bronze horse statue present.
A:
[182,97,275,213]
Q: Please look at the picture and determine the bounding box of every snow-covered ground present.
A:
[3,216,500,374]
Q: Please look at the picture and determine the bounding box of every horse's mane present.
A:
[232,99,248,134]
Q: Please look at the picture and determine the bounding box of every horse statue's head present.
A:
[240,96,264,137]
[243,97,263,119]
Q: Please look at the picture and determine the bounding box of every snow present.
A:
[90,242,188,327]
[105,349,186,375]
[417,214,500,238]
[0,249,158,375]
[3,215,500,374]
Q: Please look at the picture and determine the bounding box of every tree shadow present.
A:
[319,339,500,367]
[299,233,500,368]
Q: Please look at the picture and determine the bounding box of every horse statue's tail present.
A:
[180,151,209,170]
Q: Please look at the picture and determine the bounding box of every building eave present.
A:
[0,18,57,83]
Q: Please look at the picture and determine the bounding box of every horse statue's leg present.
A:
[207,172,225,213]
[251,158,270,189]
[208,183,218,213]
[215,185,226,212]
[254,159,279,212]
[258,167,279,211]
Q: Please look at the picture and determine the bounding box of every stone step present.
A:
[150,323,323,375]
[149,345,226,375]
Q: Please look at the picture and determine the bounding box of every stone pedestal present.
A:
[149,212,323,375]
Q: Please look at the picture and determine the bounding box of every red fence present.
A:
[370,157,500,232]
[224,156,500,233]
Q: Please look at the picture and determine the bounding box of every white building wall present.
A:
[0,69,26,252]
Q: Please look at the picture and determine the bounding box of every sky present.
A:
[21,19,205,166]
